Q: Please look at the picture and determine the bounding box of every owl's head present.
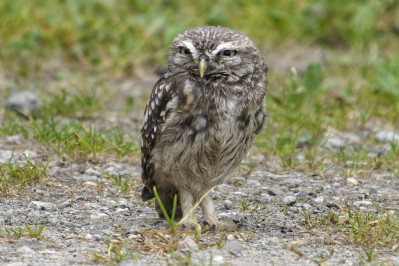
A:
[168,26,267,84]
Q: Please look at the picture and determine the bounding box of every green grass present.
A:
[0,153,49,194]
[0,223,46,239]
[302,205,399,262]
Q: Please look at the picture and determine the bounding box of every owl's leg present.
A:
[179,189,195,226]
[200,194,218,226]
[201,193,236,231]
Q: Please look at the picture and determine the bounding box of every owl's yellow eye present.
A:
[221,50,237,56]
[179,47,191,55]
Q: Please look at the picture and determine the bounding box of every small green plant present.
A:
[215,231,225,248]
[105,173,135,193]
[361,247,378,262]
[87,240,135,265]
[0,223,46,239]
[240,201,258,211]
[24,222,46,239]
[0,153,49,194]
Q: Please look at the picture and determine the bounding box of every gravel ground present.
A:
[1,129,399,265]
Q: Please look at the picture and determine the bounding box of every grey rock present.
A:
[74,175,98,182]
[16,246,36,254]
[294,191,309,198]
[30,201,55,210]
[5,91,41,118]
[212,255,226,265]
[313,196,324,204]
[246,180,261,187]
[258,193,273,203]
[0,246,9,252]
[283,178,302,185]
[376,130,399,143]
[353,200,372,207]
[223,200,233,210]
[283,196,297,206]
[223,240,244,255]
[181,236,199,251]
[86,168,101,176]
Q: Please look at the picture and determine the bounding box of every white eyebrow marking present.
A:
[181,41,198,56]
[210,42,236,56]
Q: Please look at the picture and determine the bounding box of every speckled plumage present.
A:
[141,26,267,227]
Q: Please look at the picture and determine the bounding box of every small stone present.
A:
[283,178,302,185]
[294,191,309,198]
[258,193,273,203]
[30,201,54,210]
[58,200,72,209]
[246,180,261,187]
[227,234,235,241]
[50,167,61,177]
[353,200,372,207]
[86,168,101,176]
[82,181,98,187]
[213,255,225,264]
[16,246,36,254]
[313,196,324,204]
[223,240,244,255]
[5,91,41,118]
[137,207,152,213]
[223,200,233,210]
[74,175,97,182]
[181,236,199,251]
[376,131,399,143]
[325,134,346,148]
[115,208,129,213]
[282,196,296,206]
[0,246,9,252]
[347,178,359,185]
[85,234,93,240]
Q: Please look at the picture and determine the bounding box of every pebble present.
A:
[258,193,273,203]
[282,196,296,206]
[376,130,399,143]
[223,240,244,255]
[5,135,24,145]
[0,246,9,252]
[74,175,97,182]
[325,134,346,148]
[353,200,372,207]
[86,168,101,176]
[313,196,324,204]
[246,180,261,187]
[137,207,152,213]
[16,246,36,254]
[213,255,225,264]
[294,191,309,198]
[223,200,233,210]
[346,178,359,185]
[283,178,302,185]
[0,150,16,164]
[181,236,199,251]
[5,91,41,117]
[30,201,55,210]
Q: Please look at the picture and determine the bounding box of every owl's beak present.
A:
[199,59,207,78]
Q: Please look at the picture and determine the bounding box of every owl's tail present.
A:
[142,186,182,220]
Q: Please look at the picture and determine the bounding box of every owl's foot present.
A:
[203,220,237,232]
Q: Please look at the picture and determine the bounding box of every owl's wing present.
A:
[141,74,175,201]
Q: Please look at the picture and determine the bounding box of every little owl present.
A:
[141,26,267,229]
